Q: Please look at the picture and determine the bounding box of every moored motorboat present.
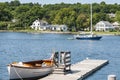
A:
[7,59,54,80]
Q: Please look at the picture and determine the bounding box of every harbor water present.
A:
[0,32,120,80]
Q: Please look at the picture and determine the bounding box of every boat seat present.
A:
[35,63,42,67]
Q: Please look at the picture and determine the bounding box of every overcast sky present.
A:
[0,0,120,4]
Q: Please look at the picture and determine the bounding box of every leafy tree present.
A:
[76,13,89,31]
[93,12,110,25]
[0,9,13,21]
[14,5,30,19]
[115,11,120,23]
[0,1,120,31]
[92,3,101,13]
[10,0,20,6]
[43,10,58,24]
[100,1,106,5]
[0,22,8,30]
[52,8,76,30]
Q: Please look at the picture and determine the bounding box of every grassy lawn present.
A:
[94,31,120,35]
[0,30,120,35]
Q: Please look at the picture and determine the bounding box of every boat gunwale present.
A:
[8,64,53,69]
[76,36,102,40]
[8,59,54,69]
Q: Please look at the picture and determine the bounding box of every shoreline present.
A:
[0,30,120,35]
[0,30,78,34]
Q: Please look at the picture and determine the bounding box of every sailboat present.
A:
[74,3,102,40]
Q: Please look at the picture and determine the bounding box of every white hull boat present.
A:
[7,59,53,80]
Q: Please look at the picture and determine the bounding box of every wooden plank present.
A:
[39,59,108,80]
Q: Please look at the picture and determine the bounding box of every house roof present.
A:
[100,21,111,25]
[94,21,114,29]
[95,21,112,26]
[34,20,48,24]
[112,22,120,26]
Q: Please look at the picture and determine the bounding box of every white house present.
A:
[31,20,49,30]
[112,22,120,29]
[51,25,68,31]
[108,13,116,18]
[31,19,68,31]
[94,21,114,31]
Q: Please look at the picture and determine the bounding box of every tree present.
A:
[0,3,13,21]
[43,10,57,24]
[115,11,120,23]
[0,1,120,31]
[76,13,89,31]
[0,9,13,21]
[14,5,30,19]
[93,12,110,25]
[0,22,8,30]
[52,8,76,30]
[92,3,101,13]
[100,1,106,5]
[10,0,20,6]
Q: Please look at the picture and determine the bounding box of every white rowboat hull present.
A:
[8,66,53,80]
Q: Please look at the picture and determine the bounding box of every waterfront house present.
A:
[94,21,114,31]
[51,25,68,31]
[112,22,120,29]
[30,20,49,30]
[108,13,116,18]
[31,20,68,31]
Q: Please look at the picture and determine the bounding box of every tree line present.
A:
[0,0,120,31]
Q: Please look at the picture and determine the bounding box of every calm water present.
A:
[0,32,120,80]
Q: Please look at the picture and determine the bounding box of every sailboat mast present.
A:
[90,3,92,33]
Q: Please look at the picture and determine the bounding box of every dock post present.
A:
[53,51,71,74]
[108,75,116,80]
[53,52,59,67]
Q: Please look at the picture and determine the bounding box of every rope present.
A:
[5,49,24,80]
[12,49,24,80]
[12,65,23,80]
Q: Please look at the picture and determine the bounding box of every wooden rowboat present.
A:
[7,59,54,80]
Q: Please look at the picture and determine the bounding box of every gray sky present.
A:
[0,0,120,4]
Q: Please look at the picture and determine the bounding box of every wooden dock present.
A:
[39,59,108,80]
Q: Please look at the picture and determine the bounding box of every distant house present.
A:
[12,19,18,23]
[31,20,49,30]
[94,21,114,31]
[31,19,68,31]
[51,25,68,31]
[108,13,116,18]
[112,22,120,29]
